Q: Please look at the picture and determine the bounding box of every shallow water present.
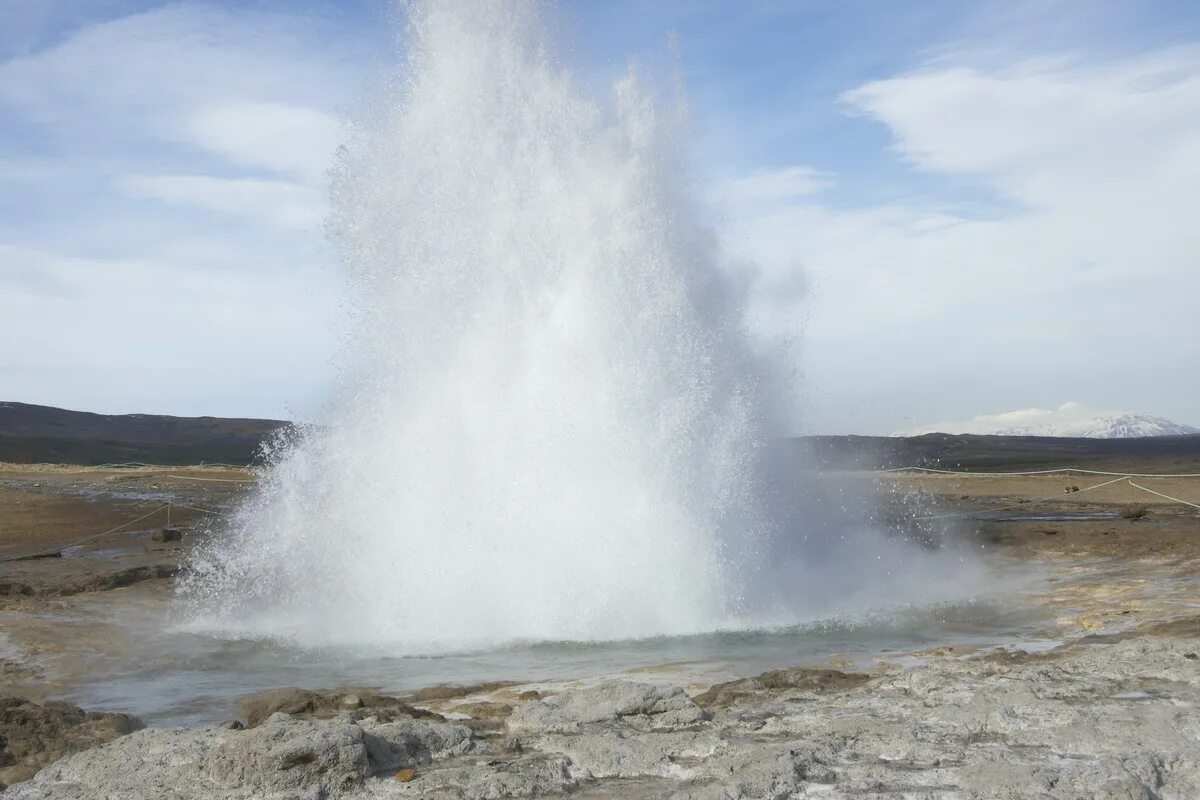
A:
[53,577,1053,727]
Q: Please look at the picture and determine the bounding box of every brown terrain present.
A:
[1,411,1199,794]
[0,464,253,598]
[0,427,1197,658]
[875,467,1200,638]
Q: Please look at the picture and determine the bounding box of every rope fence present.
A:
[880,465,1200,519]
[0,504,170,563]
[2,464,1194,563]
[171,502,232,517]
[92,461,252,470]
[163,474,255,484]
[911,475,1131,520]
[1126,480,1200,512]
[880,466,1200,478]
[0,499,232,564]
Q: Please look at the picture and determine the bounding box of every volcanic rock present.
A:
[507,681,707,735]
[0,694,143,788]
[237,687,439,727]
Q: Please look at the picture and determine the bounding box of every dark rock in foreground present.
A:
[237,687,443,728]
[0,694,143,788]
[0,563,181,599]
[692,666,870,709]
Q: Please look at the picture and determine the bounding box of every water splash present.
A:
[181,0,983,651]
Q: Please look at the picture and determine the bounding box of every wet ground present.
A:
[1,462,1198,727]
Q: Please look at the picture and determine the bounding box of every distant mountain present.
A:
[802,431,1200,472]
[0,402,289,465]
[989,413,1200,439]
[896,402,1200,439]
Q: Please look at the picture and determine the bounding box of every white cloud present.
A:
[716,165,832,205]
[0,4,366,418]
[189,102,344,179]
[3,3,1198,435]
[0,243,337,417]
[0,5,355,142]
[116,173,326,230]
[842,52,1200,207]
[899,401,1105,435]
[725,47,1200,434]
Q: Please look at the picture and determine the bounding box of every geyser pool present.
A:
[180,0,986,651]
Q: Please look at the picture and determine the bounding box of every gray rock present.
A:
[9,635,1200,799]
[645,740,843,799]
[546,730,722,780]
[507,681,706,735]
[198,713,372,796]
[4,712,480,799]
[360,715,478,770]
[381,754,575,799]
[2,724,227,800]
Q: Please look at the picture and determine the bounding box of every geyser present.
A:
[181,0,976,650]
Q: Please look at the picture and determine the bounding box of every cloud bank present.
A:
[722,48,1200,433]
[0,3,376,418]
[1,2,1197,433]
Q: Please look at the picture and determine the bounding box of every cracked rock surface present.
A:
[7,629,1200,799]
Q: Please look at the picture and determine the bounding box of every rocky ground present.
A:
[2,463,1199,797]
[6,624,1199,798]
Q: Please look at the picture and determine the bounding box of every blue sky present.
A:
[2,0,1199,433]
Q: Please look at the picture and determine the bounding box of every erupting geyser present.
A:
[182,0,965,651]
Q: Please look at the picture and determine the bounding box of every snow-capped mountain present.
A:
[896,402,1200,439]
[984,413,1200,438]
